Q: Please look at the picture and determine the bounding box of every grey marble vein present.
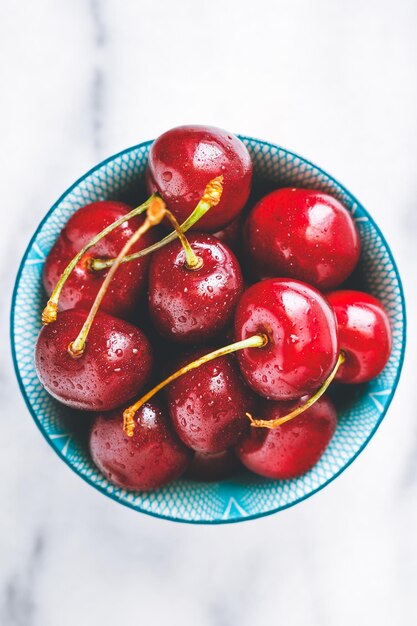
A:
[89,0,107,156]
[90,0,107,48]
[1,533,45,626]
[91,67,105,156]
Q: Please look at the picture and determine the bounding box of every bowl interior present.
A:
[11,137,406,523]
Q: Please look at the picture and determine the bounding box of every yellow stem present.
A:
[163,209,203,270]
[123,333,268,437]
[90,175,224,272]
[68,197,166,358]
[247,352,345,429]
[41,196,154,325]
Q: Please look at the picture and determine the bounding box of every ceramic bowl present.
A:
[11,137,406,523]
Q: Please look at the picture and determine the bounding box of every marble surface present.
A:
[1,0,416,624]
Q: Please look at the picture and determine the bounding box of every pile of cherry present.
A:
[35,125,392,491]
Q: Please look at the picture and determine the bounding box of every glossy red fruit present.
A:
[326,290,392,383]
[89,400,192,490]
[186,449,241,481]
[43,201,156,320]
[234,278,339,400]
[236,395,337,479]
[245,188,360,290]
[146,125,252,231]
[35,309,153,411]
[167,351,254,453]
[149,234,244,343]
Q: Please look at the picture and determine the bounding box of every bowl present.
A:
[11,137,406,524]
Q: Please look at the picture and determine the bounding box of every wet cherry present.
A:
[234,278,339,400]
[35,309,153,411]
[89,400,192,490]
[236,395,337,479]
[43,201,156,320]
[146,125,252,231]
[326,290,392,383]
[37,198,168,412]
[33,125,385,493]
[245,188,360,290]
[185,449,241,482]
[149,234,244,343]
[123,279,341,439]
[167,350,254,453]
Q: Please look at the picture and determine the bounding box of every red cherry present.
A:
[185,449,241,482]
[89,400,192,490]
[146,125,252,231]
[35,309,153,411]
[234,278,339,400]
[43,201,156,320]
[245,188,360,290]
[149,234,244,343]
[326,290,392,383]
[236,395,337,479]
[167,351,254,453]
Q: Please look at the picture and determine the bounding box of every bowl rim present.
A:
[10,136,407,524]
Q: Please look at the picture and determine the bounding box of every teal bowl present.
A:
[11,137,406,524]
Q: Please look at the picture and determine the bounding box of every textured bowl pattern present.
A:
[11,137,406,523]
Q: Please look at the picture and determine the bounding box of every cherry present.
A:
[146,125,252,231]
[149,233,244,343]
[89,400,192,490]
[185,449,241,482]
[37,199,167,412]
[245,188,360,290]
[236,395,337,479]
[234,278,339,400]
[123,279,342,439]
[43,201,156,320]
[44,178,224,325]
[167,350,254,453]
[35,309,153,411]
[326,290,392,383]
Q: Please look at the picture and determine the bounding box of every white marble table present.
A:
[1,1,416,624]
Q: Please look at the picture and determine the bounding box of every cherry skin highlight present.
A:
[43,201,156,320]
[245,188,360,290]
[89,400,192,490]
[146,125,252,231]
[35,309,153,411]
[236,395,337,479]
[167,350,254,453]
[234,278,339,400]
[149,234,244,344]
[185,449,241,482]
[326,290,392,383]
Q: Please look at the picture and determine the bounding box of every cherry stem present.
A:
[41,195,155,324]
[89,175,224,272]
[246,352,345,429]
[42,176,223,325]
[163,208,203,270]
[123,333,268,437]
[67,197,166,358]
